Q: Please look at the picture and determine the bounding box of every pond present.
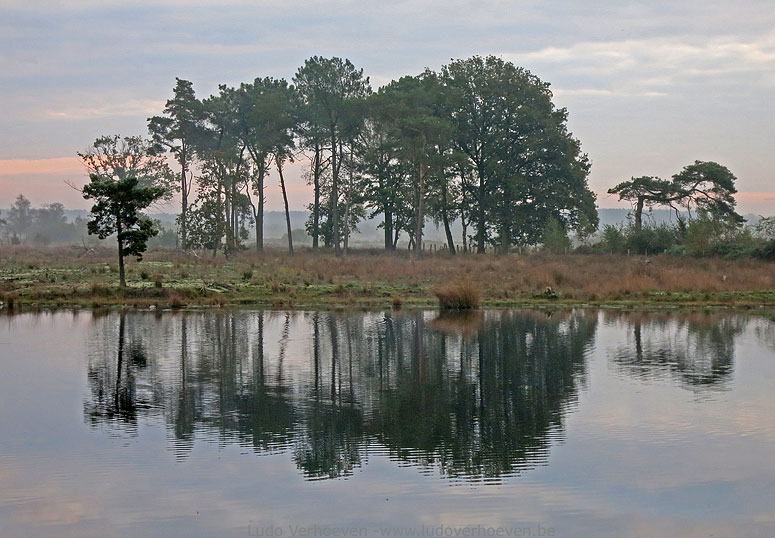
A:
[1,308,774,537]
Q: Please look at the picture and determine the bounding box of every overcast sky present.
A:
[1,0,773,214]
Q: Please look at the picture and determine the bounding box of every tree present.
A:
[196,87,251,255]
[6,194,33,244]
[358,114,410,250]
[294,57,371,255]
[671,161,743,224]
[31,202,68,243]
[375,73,453,253]
[442,56,596,252]
[609,161,742,232]
[148,78,205,250]
[607,176,679,232]
[229,77,297,254]
[78,135,174,197]
[83,175,166,287]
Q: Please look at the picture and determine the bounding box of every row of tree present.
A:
[78,55,598,257]
[0,194,85,245]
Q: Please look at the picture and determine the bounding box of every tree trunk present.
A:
[278,158,293,255]
[330,127,341,256]
[477,163,486,254]
[414,154,425,253]
[257,169,264,252]
[312,144,320,250]
[117,221,126,288]
[343,141,354,256]
[500,216,511,254]
[384,204,393,251]
[180,144,188,250]
[441,180,456,254]
[635,196,644,232]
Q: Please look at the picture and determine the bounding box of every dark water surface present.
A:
[1,308,774,537]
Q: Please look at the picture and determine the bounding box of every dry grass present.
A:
[1,245,775,307]
[431,278,481,309]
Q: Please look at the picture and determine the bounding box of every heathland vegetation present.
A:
[1,55,772,309]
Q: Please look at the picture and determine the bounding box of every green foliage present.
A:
[625,223,680,255]
[541,217,571,253]
[441,55,597,251]
[683,212,743,257]
[82,175,166,286]
[601,224,627,253]
[609,161,743,233]
[672,161,742,223]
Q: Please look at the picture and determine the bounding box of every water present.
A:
[1,308,774,537]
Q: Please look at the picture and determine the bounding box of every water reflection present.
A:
[605,311,739,390]
[83,309,596,481]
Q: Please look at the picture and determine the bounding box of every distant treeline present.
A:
[4,192,774,260]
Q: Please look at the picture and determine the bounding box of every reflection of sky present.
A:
[1,1,774,214]
[1,310,775,537]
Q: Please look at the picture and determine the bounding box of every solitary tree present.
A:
[83,175,166,287]
[607,176,679,232]
[609,161,742,231]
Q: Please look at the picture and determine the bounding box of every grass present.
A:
[1,245,775,309]
[431,278,481,309]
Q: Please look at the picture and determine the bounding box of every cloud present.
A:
[509,33,775,96]
[42,99,164,121]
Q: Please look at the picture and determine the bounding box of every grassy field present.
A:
[1,245,775,310]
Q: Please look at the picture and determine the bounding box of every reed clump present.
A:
[431,278,481,309]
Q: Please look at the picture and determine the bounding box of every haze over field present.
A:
[1,0,773,213]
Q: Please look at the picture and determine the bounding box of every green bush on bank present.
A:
[584,214,775,260]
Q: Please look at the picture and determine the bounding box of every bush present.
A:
[168,293,184,309]
[601,224,627,253]
[431,279,480,309]
[626,223,679,255]
[541,217,571,253]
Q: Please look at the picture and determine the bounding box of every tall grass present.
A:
[1,245,774,306]
[431,278,481,309]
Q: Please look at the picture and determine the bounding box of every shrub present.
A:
[626,224,678,255]
[601,224,627,253]
[168,293,184,309]
[541,217,571,253]
[431,278,480,309]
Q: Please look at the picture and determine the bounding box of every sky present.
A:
[0,0,773,214]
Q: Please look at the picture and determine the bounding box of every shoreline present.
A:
[2,247,775,311]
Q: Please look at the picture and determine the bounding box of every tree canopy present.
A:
[83,175,166,287]
[86,55,602,257]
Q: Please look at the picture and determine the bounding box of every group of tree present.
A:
[80,55,598,261]
[0,194,87,245]
[72,54,760,284]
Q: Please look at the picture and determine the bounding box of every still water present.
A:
[1,308,774,537]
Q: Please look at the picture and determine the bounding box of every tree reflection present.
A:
[605,311,739,389]
[84,309,597,480]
